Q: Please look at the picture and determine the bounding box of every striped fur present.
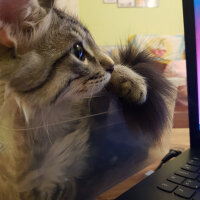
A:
[0,1,174,199]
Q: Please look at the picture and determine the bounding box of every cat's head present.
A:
[0,0,114,108]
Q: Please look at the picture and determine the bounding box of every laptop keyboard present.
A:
[157,156,200,199]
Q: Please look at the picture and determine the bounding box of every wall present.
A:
[56,0,79,16]
[78,0,184,46]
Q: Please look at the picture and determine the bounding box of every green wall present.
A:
[78,0,184,46]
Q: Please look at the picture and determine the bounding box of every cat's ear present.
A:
[0,28,15,48]
[0,0,51,48]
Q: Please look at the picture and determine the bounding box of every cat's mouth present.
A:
[78,73,111,95]
[51,75,82,104]
[52,73,111,104]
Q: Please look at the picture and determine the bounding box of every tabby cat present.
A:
[0,0,174,199]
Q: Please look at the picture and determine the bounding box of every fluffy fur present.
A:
[110,45,175,140]
[0,0,175,199]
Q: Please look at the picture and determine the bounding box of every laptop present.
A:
[115,0,200,199]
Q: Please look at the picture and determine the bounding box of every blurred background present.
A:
[57,0,188,128]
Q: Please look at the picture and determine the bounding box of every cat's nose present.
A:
[98,51,114,73]
[106,65,114,73]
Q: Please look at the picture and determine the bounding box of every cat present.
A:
[0,0,174,199]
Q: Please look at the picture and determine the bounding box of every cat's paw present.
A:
[119,76,147,103]
[109,65,147,104]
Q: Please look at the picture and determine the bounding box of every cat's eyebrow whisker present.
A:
[0,109,121,132]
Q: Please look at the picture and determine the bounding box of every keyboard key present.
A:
[181,164,199,172]
[175,170,199,179]
[167,175,185,184]
[182,179,200,189]
[157,181,178,192]
[192,156,200,161]
[174,186,195,199]
[188,160,200,167]
[193,191,200,200]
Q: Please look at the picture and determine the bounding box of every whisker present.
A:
[0,109,121,132]
[0,79,114,132]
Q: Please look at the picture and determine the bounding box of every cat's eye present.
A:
[72,43,85,61]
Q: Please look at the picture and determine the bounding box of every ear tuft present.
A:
[0,28,15,48]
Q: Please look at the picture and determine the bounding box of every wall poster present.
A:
[104,0,117,3]
[135,0,159,7]
[118,0,135,7]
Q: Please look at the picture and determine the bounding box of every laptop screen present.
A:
[195,0,200,129]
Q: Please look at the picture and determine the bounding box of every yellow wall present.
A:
[78,0,184,46]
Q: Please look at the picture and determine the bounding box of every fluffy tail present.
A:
[113,45,176,141]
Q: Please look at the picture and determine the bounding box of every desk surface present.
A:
[96,128,190,200]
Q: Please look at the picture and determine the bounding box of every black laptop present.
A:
[116,0,200,199]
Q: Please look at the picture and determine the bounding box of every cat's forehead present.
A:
[37,9,98,54]
[54,9,91,40]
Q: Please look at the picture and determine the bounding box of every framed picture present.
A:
[104,0,117,3]
[136,0,159,8]
[118,0,135,7]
